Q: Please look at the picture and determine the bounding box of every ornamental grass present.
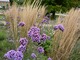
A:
[51,8,80,60]
[4,0,46,48]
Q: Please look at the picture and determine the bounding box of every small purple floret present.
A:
[6,22,10,26]
[31,53,37,58]
[31,33,41,43]
[18,22,25,27]
[41,16,50,23]
[37,47,44,53]
[17,45,26,53]
[54,24,64,32]
[28,26,41,43]
[54,25,59,30]
[48,57,52,60]
[41,33,48,41]
[42,19,49,23]
[19,38,28,46]
[4,50,16,60]
[28,26,40,37]
[14,51,23,60]
[58,24,64,32]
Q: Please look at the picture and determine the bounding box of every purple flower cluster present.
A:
[4,38,28,60]
[31,33,41,43]
[41,33,49,41]
[28,26,49,43]
[37,47,44,53]
[58,24,64,32]
[18,22,25,27]
[54,25,59,30]
[14,51,23,60]
[4,25,51,60]
[41,16,50,24]
[31,53,37,58]
[54,24,64,32]
[17,45,26,53]
[4,50,16,60]
[6,22,10,25]
[28,26,41,43]
[19,38,28,46]
[17,38,28,53]
[28,26,40,37]
[42,19,49,23]
[48,57,52,60]
[4,50,23,60]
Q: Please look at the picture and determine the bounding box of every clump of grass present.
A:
[5,4,19,48]
[69,38,80,60]
[51,9,80,60]
[4,0,46,48]
[19,0,46,37]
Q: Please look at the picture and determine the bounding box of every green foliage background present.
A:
[10,0,80,15]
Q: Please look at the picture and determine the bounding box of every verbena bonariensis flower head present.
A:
[6,22,10,25]
[41,33,48,41]
[30,26,40,32]
[4,50,16,60]
[54,24,64,32]
[28,26,40,37]
[31,53,37,58]
[54,25,59,30]
[17,45,26,53]
[31,32,41,43]
[28,26,41,43]
[41,16,50,24]
[19,38,28,46]
[37,47,44,53]
[41,19,49,23]
[58,24,64,32]
[18,22,25,27]
[48,57,52,60]
[28,30,34,37]
[14,51,23,60]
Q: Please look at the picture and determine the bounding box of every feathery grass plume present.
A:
[5,3,19,49]
[19,0,46,37]
[51,8,80,60]
[5,1,46,48]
